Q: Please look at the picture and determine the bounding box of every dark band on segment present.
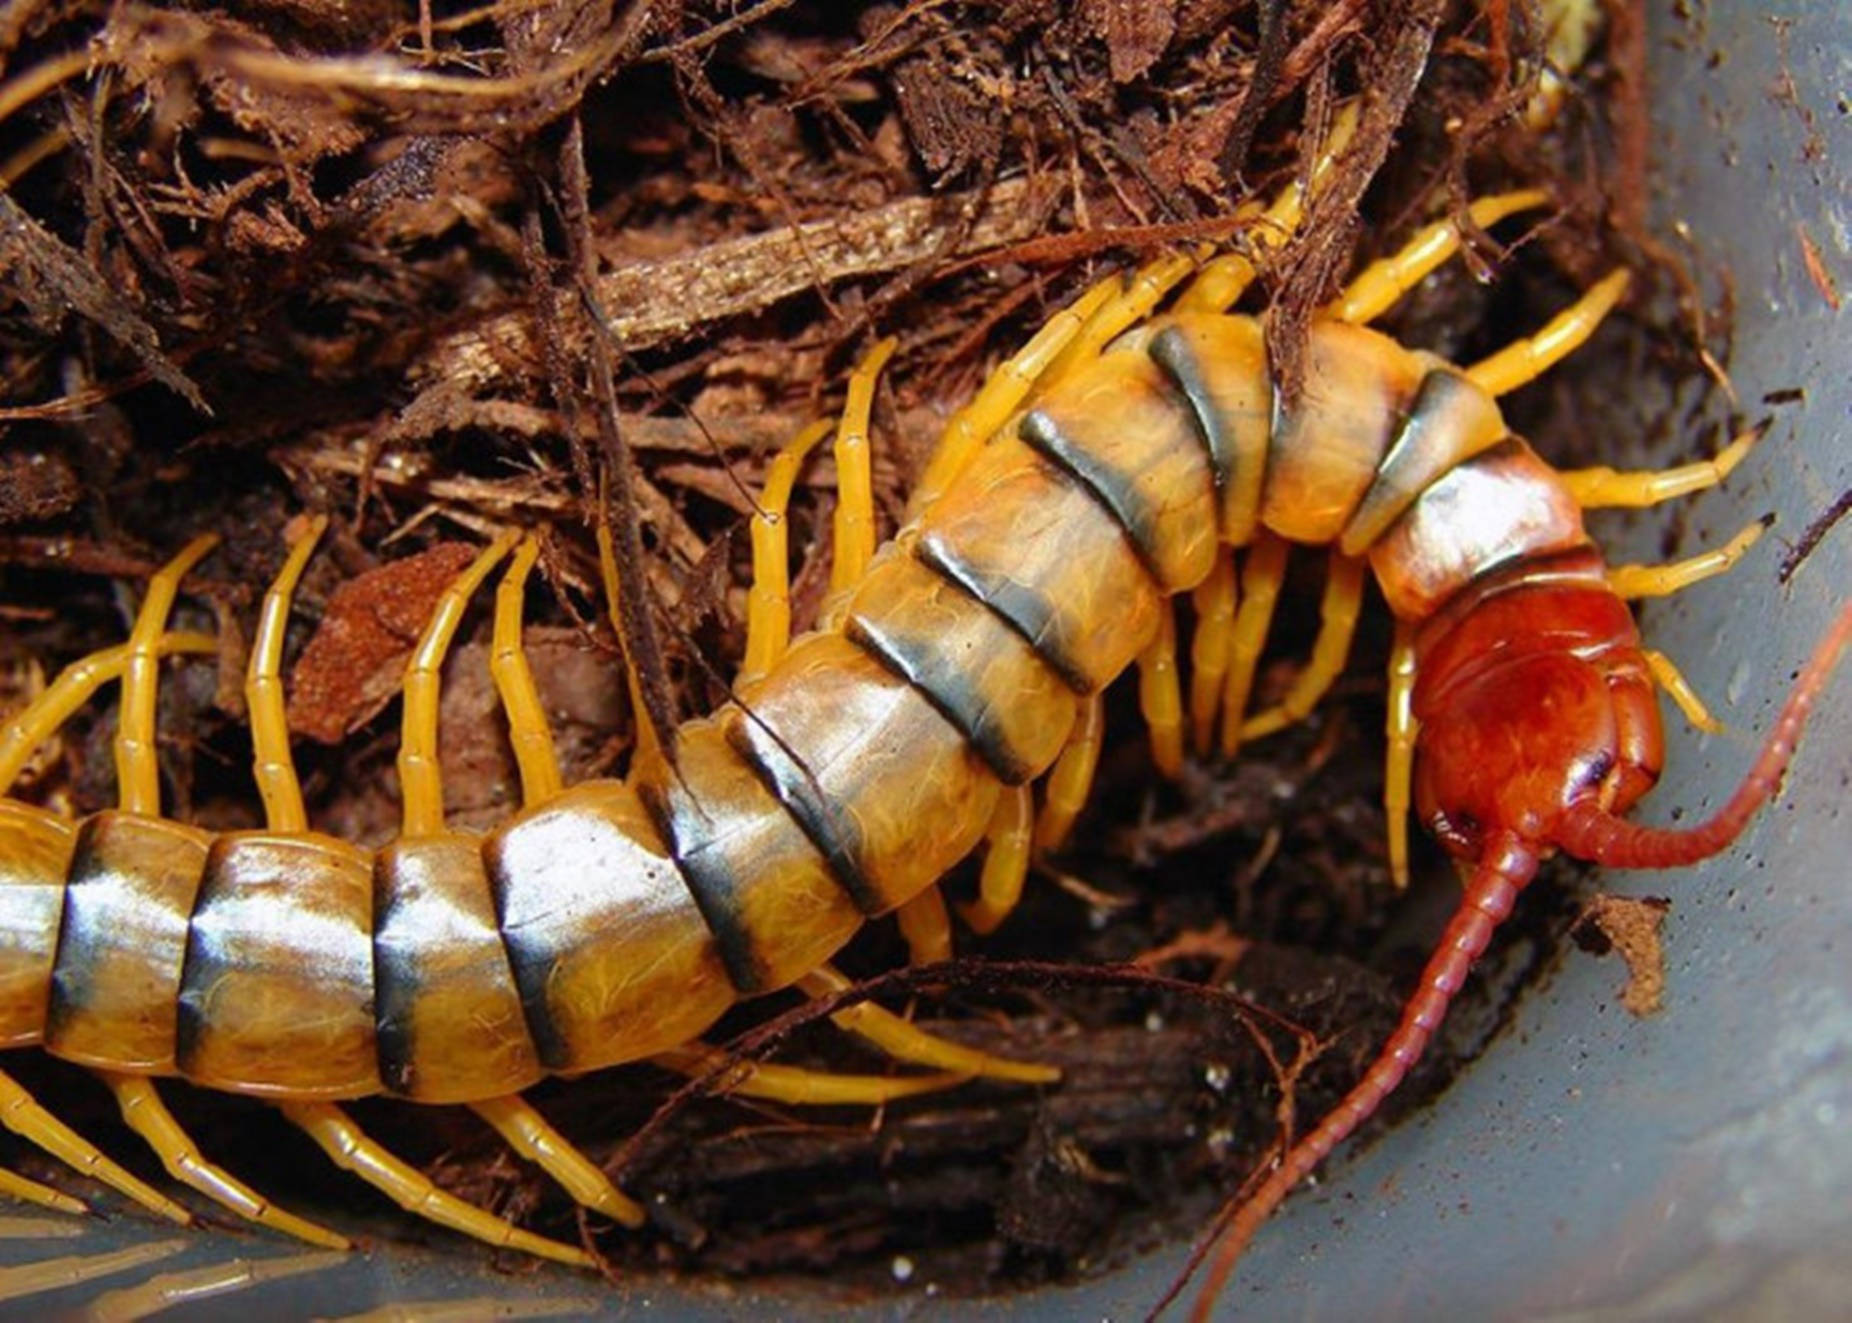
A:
[724,713,883,915]
[842,615,1032,785]
[634,779,767,995]
[1149,322,1268,496]
[913,531,1093,694]
[1019,407,1166,582]
[1343,368,1508,555]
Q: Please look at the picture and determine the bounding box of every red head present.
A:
[1411,572,1664,860]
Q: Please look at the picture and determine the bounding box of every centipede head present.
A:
[1411,576,1664,860]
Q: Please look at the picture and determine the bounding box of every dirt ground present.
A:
[0,0,1721,1304]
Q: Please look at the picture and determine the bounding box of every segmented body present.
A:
[0,309,1611,1104]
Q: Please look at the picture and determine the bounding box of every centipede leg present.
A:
[1240,551,1367,741]
[1325,191,1551,325]
[1465,269,1631,397]
[1561,420,1761,509]
[0,1066,190,1226]
[115,535,219,816]
[1641,649,1724,734]
[1218,533,1290,759]
[1041,251,1199,387]
[399,532,518,837]
[467,1096,644,1228]
[1138,609,1185,778]
[962,784,1034,934]
[1172,100,1363,315]
[279,1102,592,1267]
[0,1164,86,1214]
[1384,623,1419,889]
[829,337,898,595]
[0,634,216,796]
[1608,521,1764,601]
[491,535,565,806]
[910,277,1119,511]
[102,1073,349,1249]
[1188,549,1239,755]
[798,965,1060,1084]
[247,515,327,833]
[652,1045,964,1105]
[894,888,954,965]
[1034,693,1104,854]
[740,419,833,685]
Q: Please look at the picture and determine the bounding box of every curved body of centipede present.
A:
[0,110,1844,1291]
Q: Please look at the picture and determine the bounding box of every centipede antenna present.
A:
[1188,833,1542,1322]
[1557,601,1852,869]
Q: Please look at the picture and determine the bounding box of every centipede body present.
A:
[10,5,1852,1311]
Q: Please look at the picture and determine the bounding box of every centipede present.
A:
[2,73,1849,1323]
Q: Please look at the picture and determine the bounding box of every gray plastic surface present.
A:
[2,3,1846,1318]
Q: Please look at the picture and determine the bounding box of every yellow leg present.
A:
[1041,251,1200,387]
[79,1248,344,1321]
[0,1166,85,1215]
[279,1101,592,1268]
[1465,269,1631,397]
[1565,422,1761,509]
[596,522,664,770]
[653,1045,964,1106]
[0,1067,190,1226]
[1641,648,1724,734]
[1188,550,1239,754]
[490,536,564,807]
[961,785,1035,935]
[1218,534,1289,758]
[1608,521,1763,601]
[1326,190,1552,325]
[1384,624,1418,890]
[1240,552,1367,740]
[1137,609,1185,778]
[741,419,833,684]
[909,278,1120,513]
[829,338,898,595]
[248,515,327,834]
[467,1095,644,1229]
[103,1072,348,1250]
[1173,99,1363,314]
[1034,694,1104,854]
[0,634,217,796]
[0,1239,187,1306]
[894,888,954,966]
[798,966,1059,1084]
[399,532,519,838]
[1170,202,1271,315]
[116,535,219,816]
